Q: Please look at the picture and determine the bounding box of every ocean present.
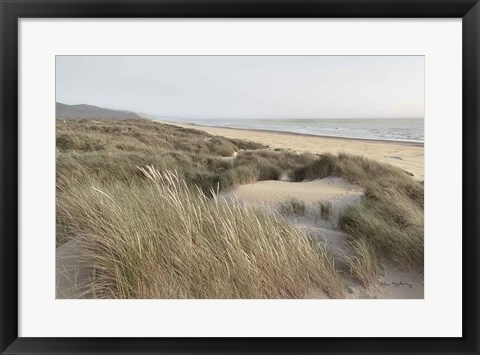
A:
[174,118,424,143]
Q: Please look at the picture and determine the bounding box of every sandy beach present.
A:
[165,121,424,180]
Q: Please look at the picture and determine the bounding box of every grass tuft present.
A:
[279,198,307,216]
[318,201,332,219]
[342,239,380,287]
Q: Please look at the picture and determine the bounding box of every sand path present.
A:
[166,121,424,180]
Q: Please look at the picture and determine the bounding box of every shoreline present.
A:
[160,120,425,180]
[160,120,424,147]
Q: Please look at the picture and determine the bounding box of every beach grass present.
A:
[339,176,424,271]
[342,239,381,287]
[291,152,413,186]
[279,198,308,216]
[318,201,332,219]
[57,167,345,299]
[291,151,423,276]
[56,119,317,197]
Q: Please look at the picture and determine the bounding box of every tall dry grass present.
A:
[57,167,345,299]
[339,176,424,271]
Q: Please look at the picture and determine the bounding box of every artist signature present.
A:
[381,281,413,288]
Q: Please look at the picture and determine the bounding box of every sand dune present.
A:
[166,121,424,180]
[57,119,424,299]
[222,177,362,254]
[222,177,423,299]
[162,121,425,299]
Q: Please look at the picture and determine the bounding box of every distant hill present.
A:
[56,102,141,120]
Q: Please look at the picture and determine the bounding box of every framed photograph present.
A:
[1,0,479,354]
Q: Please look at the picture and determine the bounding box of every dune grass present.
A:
[318,201,332,219]
[291,152,423,281]
[279,198,307,216]
[342,239,381,287]
[339,176,424,272]
[57,168,345,299]
[291,152,414,186]
[56,119,317,196]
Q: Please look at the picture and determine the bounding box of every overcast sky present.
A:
[56,56,424,119]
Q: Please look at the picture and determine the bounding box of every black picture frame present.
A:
[1,1,479,354]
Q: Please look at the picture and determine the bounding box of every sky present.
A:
[56,56,424,119]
